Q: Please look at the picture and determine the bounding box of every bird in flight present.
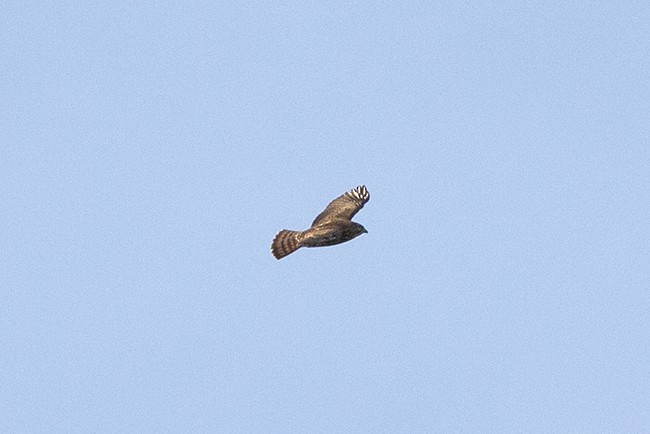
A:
[271,185,370,259]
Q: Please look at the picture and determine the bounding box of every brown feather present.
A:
[271,230,302,259]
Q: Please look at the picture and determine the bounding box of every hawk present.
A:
[271,185,370,259]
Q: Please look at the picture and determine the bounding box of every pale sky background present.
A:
[2,1,649,432]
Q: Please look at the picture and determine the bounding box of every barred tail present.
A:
[271,230,302,259]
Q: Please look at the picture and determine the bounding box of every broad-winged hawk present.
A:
[271,185,370,259]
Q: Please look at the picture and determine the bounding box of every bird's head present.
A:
[353,222,368,236]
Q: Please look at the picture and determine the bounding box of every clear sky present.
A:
[2,1,649,432]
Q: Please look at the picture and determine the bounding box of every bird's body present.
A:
[271,185,370,259]
[300,221,367,247]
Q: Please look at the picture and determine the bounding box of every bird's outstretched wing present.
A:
[311,185,370,227]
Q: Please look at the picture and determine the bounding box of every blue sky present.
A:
[2,1,649,432]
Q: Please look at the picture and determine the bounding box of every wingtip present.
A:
[350,185,369,201]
